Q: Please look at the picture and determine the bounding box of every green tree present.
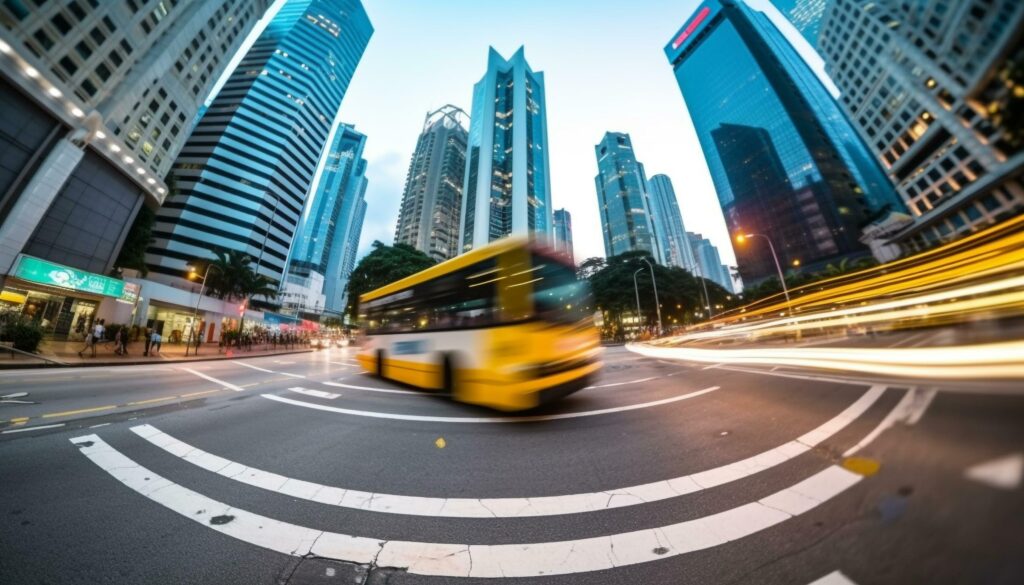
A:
[586,251,732,340]
[187,249,279,344]
[113,205,155,276]
[345,241,435,319]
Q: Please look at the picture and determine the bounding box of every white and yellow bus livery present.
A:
[356,238,601,411]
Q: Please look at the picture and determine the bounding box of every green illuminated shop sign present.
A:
[12,255,126,298]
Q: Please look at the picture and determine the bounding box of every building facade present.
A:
[595,132,663,262]
[818,0,1024,253]
[286,124,367,316]
[552,208,574,263]
[647,174,697,272]
[394,105,468,262]
[339,194,365,314]
[664,0,902,285]
[688,232,733,293]
[146,0,373,288]
[460,47,552,253]
[770,0,827,44]
[0,0,267,339]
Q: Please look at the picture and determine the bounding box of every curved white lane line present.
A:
[71,434,862,578]
[261,385,720,423]
[182,368,244,392]
[128,385,884,518]
[584,376,658,389]
[321,381,426,396]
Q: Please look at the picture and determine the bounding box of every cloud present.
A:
[356,150,407,258]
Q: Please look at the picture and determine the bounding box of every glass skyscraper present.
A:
[770,0,827,44]
[147,0,372,287]
[552,208,574,263]
[286,124,367,315]
[688,231,734,293]
[664,0,900,284]
[647,174,697,272]
[394,105,468,262]
[460,47,552,252]
[595,132,663,262]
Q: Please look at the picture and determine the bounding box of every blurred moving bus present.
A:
[356,238,601,411]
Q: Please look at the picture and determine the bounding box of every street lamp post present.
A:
[639,257,663,336]
[632,267,644,335]
[185,263,220,357]
[736,232,792,314]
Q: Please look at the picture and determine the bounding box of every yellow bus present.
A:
[356,238,602,411]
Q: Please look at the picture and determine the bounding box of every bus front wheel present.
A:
[376,349,386,378]
[441,353,456,395]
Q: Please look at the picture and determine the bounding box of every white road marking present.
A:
[279,372,306,379]
[328,362,354,367]
[809,570,858,584]
[3,423,65,434]
[287,387,340,400]
[321,381,424,396]
[702,363,722,370]
[234,362,275,374]
[89,423,111,429]
[584,377,657,389]
[843,388,934,456]
[182,368,244,392]
[263,385,721,424]
[130,387,883,518]
[72,434,863,578]
[964,453,1023,490]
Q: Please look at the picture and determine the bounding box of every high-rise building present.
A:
[595,132,663,262]
[284,124,367,316]
[394,105,468,262]
[339,194,366,313]
[460,47,552,253]
[818,0,1024,253]
[770,0,828,44]
[688,232,733,292]
[552,208,574,263]
[647,174,697,272]
[0,0,267,338]
[147,0,373,288]
[664,0,902,285]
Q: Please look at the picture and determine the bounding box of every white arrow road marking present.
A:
[129,386,884,518]
[287,387,340,400]
[71,434,862,578]
[262,385,721,423]
[964,453,1023,490]
[844,388,934,457]
[182,368,244,392]
[809,570,858,584]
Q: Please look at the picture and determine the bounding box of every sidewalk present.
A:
[0,338,314,369]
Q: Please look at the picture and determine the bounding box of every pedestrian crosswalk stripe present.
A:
[808,570,858,584]
[287,387,340,400]
[70,434,863,578]
[127,385,884,518]
[261,385,721,423]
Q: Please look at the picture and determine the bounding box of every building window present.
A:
[67,0,85,20]
[75,41,92,60]
[59,55,77,76]
[80,78,97,96]
[95,62,111,80]
[109,50,123,67]
[51,13,72,34]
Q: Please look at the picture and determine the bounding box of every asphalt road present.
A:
[1,345,1022,584]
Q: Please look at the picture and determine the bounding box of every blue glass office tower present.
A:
[688,231,733,293]
[770,0,827,44]
[595,132,663,262]
[552,208,574,263]
[664,0,900,284]
[147,0,373,287]
[339,195,366,312]
[647,174,697,272]
[288,124,367,314]
[460,48,552,252]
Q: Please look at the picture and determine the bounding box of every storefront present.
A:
[1,255,139,340]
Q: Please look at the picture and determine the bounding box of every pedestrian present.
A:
[143,327,152,356]
[81,319,105,358]
[150,330,162,355]
[77,328,93,358]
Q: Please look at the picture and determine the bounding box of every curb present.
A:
[0,348,316,370]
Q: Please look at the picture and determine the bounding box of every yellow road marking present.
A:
[842,456,881,476]
[435,437,446,449]
[42,405,116,419]
[179,389,221,398]
[127,396,179,406]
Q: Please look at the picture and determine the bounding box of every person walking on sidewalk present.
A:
[79,319,104,358]
[150,330,162,356]
[143,327,153,356]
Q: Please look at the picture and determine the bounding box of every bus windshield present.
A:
[530,254,595,325]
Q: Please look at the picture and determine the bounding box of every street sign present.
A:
[12,255,125,298]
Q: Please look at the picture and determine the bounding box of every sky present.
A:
[211,0,832,269]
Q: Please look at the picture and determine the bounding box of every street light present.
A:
[735,232,792,314]
[632,267,644,335]
[185,263,221,357]
[639,257,663,336]
[690,259,714,319]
